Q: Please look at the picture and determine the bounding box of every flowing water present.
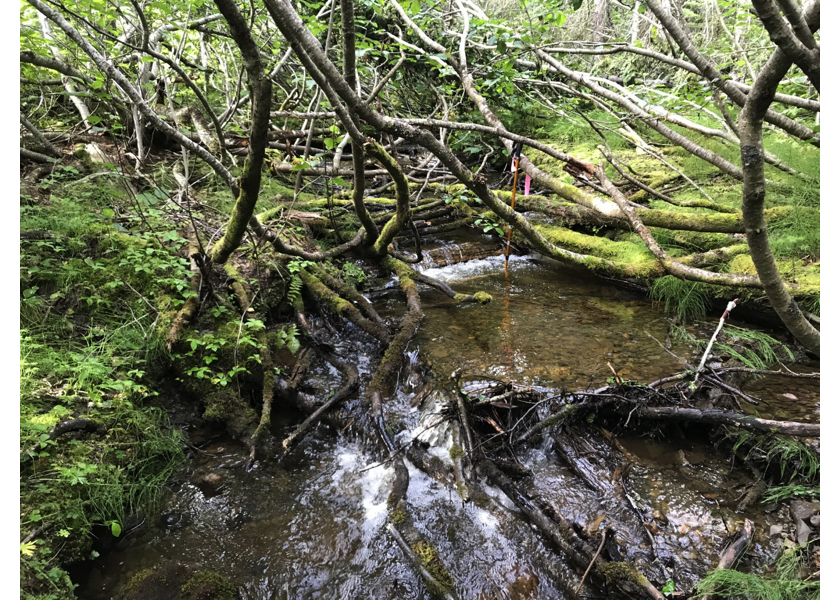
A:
[75,250,814,599]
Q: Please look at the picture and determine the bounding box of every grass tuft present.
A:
[650,275,709,322]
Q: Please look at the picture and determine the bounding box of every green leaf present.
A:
[110,521,121,537]
[287,336,300,355]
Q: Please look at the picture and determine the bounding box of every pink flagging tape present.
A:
[524,174,531,196]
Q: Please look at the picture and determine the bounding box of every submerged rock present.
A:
[118,563,237,600]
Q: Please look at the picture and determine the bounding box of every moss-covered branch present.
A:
[366,140,411,256]
[392,262,493,304]
[298,267,391,344]
[307,264,387,327]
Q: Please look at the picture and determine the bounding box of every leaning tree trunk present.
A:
[738,0,820,356]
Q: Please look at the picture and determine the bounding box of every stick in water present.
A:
[695,298,738,383]
[504,141,523,277]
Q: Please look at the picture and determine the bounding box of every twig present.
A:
[119,278,158,314]
[645,331,692,370]
[575,528,607,595]
[713,366,819,379]
[695,299,738,383]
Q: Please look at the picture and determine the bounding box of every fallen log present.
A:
[625,406,819,437]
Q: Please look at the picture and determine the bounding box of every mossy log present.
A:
[249,342,275,460]
[368,257,425,399]
[477,459,665,600]
[298,267,391,343]
[505,191,809,234]
[615,405,819,437]
[371,197,448,224]
[307,263,387,327]
[530,223,755,283]
[223,263,251,312]
[365,256,456,600]
[420,240,502,267]
[386,256,493,304]
[388,525,457,600]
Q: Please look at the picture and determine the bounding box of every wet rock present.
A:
[192,471,224,498]
[507,567,539,599]
[225,506,248,530]
[181,571,237,600]
[160,511,188,531]
[118,562,190,600]
[791,500,819,546]
[652,509,669,525]
[118,563,236,600]
[769,524,785,537]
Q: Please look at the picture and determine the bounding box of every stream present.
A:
[74,249,818,599]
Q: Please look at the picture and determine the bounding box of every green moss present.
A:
[180,571,236,600]
[118,569,154,599]
[472,291,492,304]
[628,173,681,202]
[202,389,257,430]
[729,254,758,274]
[412,540,455,591]
[535,224,653,263]
[652,228,735,252]
[390,509,407,525]
[118,563,191,600]
[298,268,353,315]
[598,561,645,587]
[449,444,464,461]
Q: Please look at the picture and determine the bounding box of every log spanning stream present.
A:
[75,251,818,599]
